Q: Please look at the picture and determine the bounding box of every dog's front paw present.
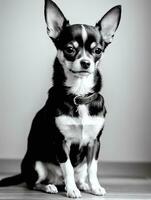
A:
[66,186,81,198]
[90,185,106,196]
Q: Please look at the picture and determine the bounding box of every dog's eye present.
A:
[64,46,76,55]
[94,47,102,55]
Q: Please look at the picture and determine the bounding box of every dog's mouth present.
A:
[69,69,91,76]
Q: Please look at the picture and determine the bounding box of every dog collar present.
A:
[73,93,98,105]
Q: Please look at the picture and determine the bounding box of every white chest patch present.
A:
[55,105,105,146]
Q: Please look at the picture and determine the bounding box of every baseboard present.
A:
[0,159,151,178]
[98,162,151,178]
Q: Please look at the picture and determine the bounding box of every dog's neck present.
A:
[53,58,102,96]
[64,70,95,96]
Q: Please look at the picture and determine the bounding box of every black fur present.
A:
[0,65,106,188]
[0,174,24,186]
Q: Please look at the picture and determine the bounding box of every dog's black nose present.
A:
[80,59,90,69]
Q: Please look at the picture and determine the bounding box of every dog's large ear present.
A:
[44,0,69,40]
[96,5,121,44]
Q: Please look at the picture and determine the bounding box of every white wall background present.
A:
[0,0,151,162]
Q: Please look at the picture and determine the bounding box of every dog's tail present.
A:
[0,174,24,186]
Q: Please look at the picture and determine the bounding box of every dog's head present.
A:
[44,0,121,78]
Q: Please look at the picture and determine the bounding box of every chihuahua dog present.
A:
[0,0,121,198]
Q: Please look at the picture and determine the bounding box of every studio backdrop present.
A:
[0,0,151,162]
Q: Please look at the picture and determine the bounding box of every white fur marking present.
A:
[68,73,94,96]
[90,42,97,49]
[60,159,81,198]
[46,163,63,185]
[73,41,79,48]
[88,159,106,195]
[81,25,87,43]
[34,183,58,194]
[35,161,64,185]
[75,162,90,191]
[55,105,105,146]
[35,161,47,184]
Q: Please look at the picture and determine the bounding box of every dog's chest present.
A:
[55,105,105,146]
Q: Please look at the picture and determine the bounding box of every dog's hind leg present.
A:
[21,155,39,189]
[33,161,58,194]
[23,161,58,194]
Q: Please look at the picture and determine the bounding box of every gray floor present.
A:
[0,174,151,200]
